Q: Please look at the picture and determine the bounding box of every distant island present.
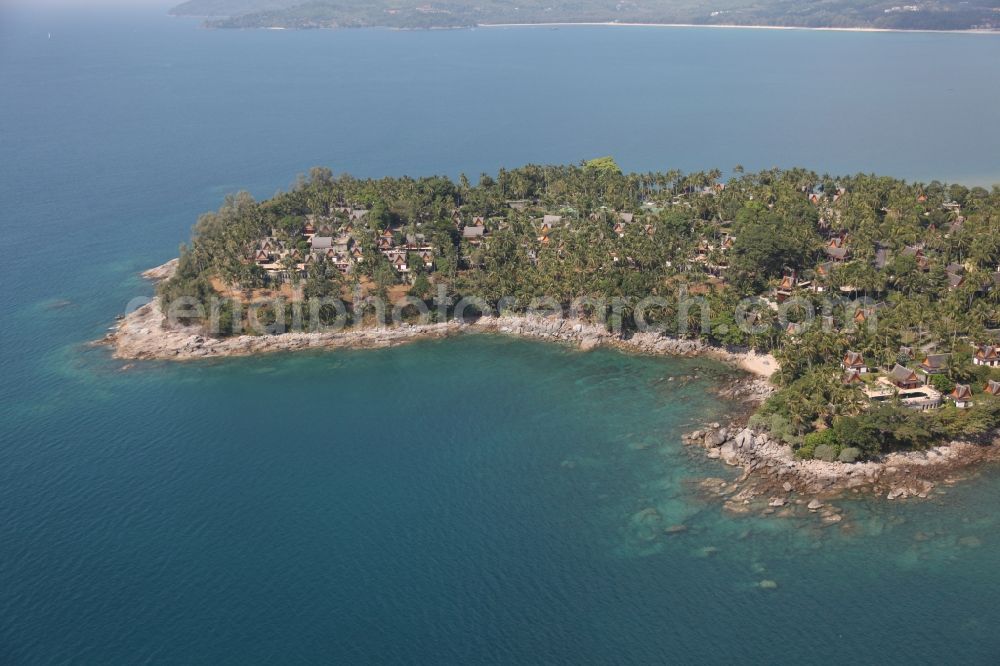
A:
[170,0,1000,31]
[106,160,1000,507]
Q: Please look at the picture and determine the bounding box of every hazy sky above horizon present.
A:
[5,0,174,8]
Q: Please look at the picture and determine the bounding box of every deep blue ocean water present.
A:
[3,4,1000,663]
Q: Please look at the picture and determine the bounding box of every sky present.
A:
[4,0,174,7]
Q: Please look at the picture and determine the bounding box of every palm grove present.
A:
[159,161,1000,460]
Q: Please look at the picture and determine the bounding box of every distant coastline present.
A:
[196,20,1000,36]
[476,21,1000,36]
[181,18,1000,36]
[170,0,1000,33]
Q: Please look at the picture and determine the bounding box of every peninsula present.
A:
[108,161,1000,504]
[170,0,1000,32]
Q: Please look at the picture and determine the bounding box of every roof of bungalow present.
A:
[825,246,849,260]
[920,354,949,371]
[951,384,973,400]
[947,273,965,289]
[816,261,835,277]
[843,351,865,368]
[859,301,888,314]
[843,370,864,385]
[874,248,891,270]
[463,225,486,238]
[619,212,634,223]
[946,263,965,275]
[890,364,919,384]
[311,236,334,250]
[976,345,1000,361]
[985,380,1000,395]
[542,214,563,225]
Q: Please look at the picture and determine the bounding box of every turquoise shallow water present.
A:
[4,5,1000,663]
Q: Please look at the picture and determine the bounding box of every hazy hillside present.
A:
[170,0,1000,31]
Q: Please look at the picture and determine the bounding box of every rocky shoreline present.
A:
[682,421,1000,519]
[103,297,781,386]
[100,261,779,381]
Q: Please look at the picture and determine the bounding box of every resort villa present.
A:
[950,384,974,409]
[842,351,868,373]
[974,345,1000,367]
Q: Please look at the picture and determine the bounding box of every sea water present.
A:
[3,5,1000,662]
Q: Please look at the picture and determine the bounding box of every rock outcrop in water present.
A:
[683,422,1000,510]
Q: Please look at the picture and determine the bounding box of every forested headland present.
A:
[158,161,1000,460]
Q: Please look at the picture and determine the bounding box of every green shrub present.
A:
[796,430,833,460]
[767,414,796,444]
[930,374,955,394]
[831,416,882,457]
[747,413,769,432]
[747,412,801,446]
[813,444,839,462]
[795,441,816,460]
[837,447,862,463]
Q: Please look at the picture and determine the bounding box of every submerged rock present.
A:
[959,536,982,548]
[628,507,663,542]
